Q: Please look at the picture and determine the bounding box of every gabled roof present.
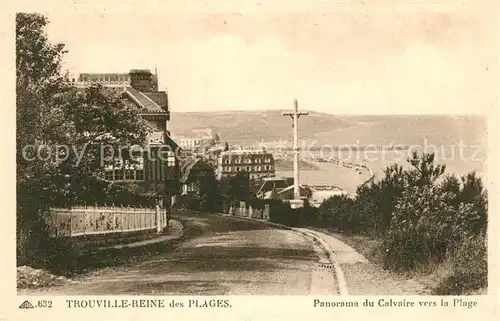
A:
[143,92,168,110]
[277,185,309,195]
[179,156,215,183]
[146,127,182,151]
[124,87,166,113]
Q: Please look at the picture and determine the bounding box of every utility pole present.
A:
[282,99,308,208]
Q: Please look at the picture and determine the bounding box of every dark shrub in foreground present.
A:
[267,200,319,227]
[314,152,487,294]
[433,235,488,295]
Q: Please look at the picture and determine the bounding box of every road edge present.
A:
[210,212,349,295]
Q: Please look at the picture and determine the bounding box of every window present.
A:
[265,165,270,171]
[125,170,134,180]
[236,167,240,172]
[115,170,124,180]
[246,166,250,171]
[167,151,176,167]
[164,151,176,180]
[105,170,114,181]
[136,170,144,180]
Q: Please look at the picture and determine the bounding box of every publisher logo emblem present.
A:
[19,300,35,309]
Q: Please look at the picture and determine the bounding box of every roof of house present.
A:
[146,128,181,151]
[220,149,272,155]
[277,185,310,195]
[124,87,166,113]
[179,156,214,183]
[77,86,167,114]
[130,69,152,74]
[143,91,168,110]
[78,73,130,82]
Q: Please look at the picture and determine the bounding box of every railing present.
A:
[44,205,167,237]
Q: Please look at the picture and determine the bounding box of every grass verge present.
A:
[317,228,487,295]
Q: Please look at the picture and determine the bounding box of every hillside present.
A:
[169,110,353,145]
[169,111,487,148]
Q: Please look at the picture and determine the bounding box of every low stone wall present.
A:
[59,229,158,252]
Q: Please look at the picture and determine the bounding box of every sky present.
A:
[43,6,497,114]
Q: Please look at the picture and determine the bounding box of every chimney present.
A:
[129,69,154,92]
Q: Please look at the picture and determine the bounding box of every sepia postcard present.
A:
[0,1,498,320]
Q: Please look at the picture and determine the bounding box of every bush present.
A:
[266,200,320,227]
[200,193,226,213]
[319,195,356,233]
[268,201,294,225]
[382,185,448,271]
[314,151,488,290]
[297,204,320,226]
[382,174,487,271]
[433,234,487,294]
[17,207,82,271]
[16,176,158,266]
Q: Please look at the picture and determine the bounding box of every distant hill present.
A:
[168,111,487,148]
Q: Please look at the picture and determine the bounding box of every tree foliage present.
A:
[17,13,147,207]
[16,13,150,263]
[314,151,487,292]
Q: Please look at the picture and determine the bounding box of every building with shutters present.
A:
[216,149,276,180]
[73,68,181,195]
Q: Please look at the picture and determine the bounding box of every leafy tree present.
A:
[17,13,147,203]
[230,171,250,202]
[198,170,220,212]
[407,151,446,186]
[458,172,487,236]
[16,13,149,262]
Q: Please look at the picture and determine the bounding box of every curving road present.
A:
[22,211,338,295]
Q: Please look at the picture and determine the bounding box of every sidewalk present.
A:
[296,228,368,264]
[94,219,184,251]
[297,227,428,295]
[219,213,428,295]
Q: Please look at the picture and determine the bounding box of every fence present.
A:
[44,205,168,237]
[228,202,270,220]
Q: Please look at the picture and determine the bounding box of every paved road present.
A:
[22,211,337,295]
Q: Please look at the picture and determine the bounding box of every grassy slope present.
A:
[324,231,487,295]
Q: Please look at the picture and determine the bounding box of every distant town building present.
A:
[255,177,290,199]
[172,129,220,151]
[174,137,203,149]
[74,68,181,195]
[216,150,276,180]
